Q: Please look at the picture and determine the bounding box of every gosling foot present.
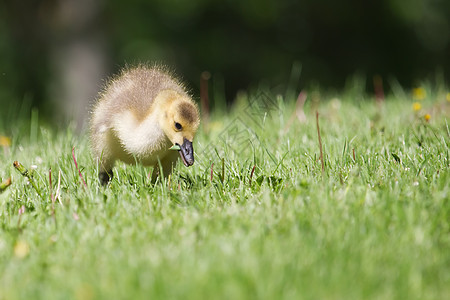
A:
[99,170,113,185]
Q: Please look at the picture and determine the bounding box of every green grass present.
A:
[0,91,449,300]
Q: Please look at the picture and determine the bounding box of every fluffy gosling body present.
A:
[90,65,200,185]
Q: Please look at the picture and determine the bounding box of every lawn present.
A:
[0,88,449,299]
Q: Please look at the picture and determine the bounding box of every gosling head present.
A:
[160,94,200,167]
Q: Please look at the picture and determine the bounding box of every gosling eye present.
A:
[175,122,182,131]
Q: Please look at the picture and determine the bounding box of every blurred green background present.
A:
[0,0,449,126]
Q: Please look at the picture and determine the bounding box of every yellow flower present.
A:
[446,93,450,102]
[413,87,426,100]
[14,240,30,258]
[424,114,431,122]
[412,102,421,111]
[0,135,11,147]
[75,283,95,300]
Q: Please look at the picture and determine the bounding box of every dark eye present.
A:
[175,122,182,130]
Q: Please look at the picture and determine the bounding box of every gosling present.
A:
[90,65,200,185]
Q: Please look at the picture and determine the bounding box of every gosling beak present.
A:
[177,138,194,167]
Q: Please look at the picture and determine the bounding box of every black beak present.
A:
[177,138,194,167]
